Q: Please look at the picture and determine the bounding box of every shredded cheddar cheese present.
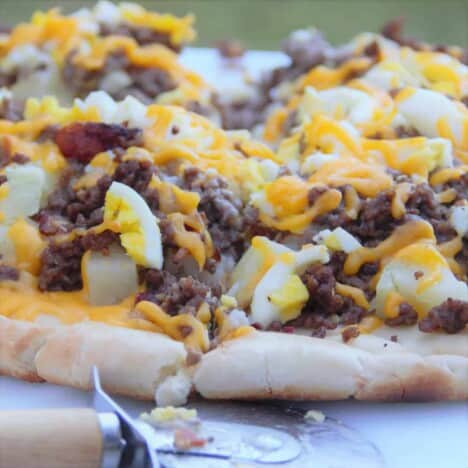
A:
[1,17,467,352]
[344,220,436,275]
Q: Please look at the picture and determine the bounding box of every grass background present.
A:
[1,0,467,49]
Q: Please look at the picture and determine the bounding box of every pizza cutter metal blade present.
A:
[92,367,301,466]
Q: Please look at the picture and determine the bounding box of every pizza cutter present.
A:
[0,367,384,468]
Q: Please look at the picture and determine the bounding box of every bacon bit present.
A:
[54,122,142,164]
[414,271,424,280]
[342,326,360,342]
[282,326,296,333]
[174,427,210,450]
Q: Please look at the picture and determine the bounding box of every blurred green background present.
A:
[1,0,467,49]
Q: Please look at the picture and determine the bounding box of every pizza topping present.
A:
[54,122,142,164]
[38,230,117,291]
[341,325,360,342]
[0,264,19,281]
[450,202,468,237]
[82,244,138,305]
[137,269,217,317]
[248,244,329,328]
[182,166,246,259]
[313,227,362,253]
[141,406,198,424]
[1,11,467,347]
[384,302,418,326]
[136,300,210,351]
[297,263,369,331]
[418,298,468,334]
[375,242,468,324]
[0,95,24,122]
[103,181,163,269]
[6,219,45,275]
[0,163,46,223]
[63,50,177,104]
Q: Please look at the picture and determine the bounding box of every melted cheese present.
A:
[168,212,213,269]
[358,315,383,333]
[344,220,436,275]
[362,137,450,178]
[391,182,413,219]
[0,281,210,351]
[259,188,342,233]
[436,188,457,204]
[335,283,370,309]
[120,8,195,45]
[136,301,209,352]
[438,236,464,277]
[263,108,288,143]
[0,10,79,55]
[265,176,309,217]
[429,165,467,186]
[302,115,361,156]
[343,185,360,219]
[0,282,157,331]
[383,290,405,319]
[8,219,45,275]
[299,58,372,91]
[150,176,200,214]
[308,157,392,197]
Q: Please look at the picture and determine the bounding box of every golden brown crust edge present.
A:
[2,317,467,402]
[0,317,188,400]
[193,331,468,401]
[0,316,49,382]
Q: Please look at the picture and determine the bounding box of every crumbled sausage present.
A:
[418,299,468,334]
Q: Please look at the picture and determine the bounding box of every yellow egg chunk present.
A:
[103,181,163,269]
[269,274,310,322]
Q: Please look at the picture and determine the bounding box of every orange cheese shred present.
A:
[344,220,436,275]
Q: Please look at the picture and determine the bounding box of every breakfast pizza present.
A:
[0,2,210,113]
[0,4,466,404]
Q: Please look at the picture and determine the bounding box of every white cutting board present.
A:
[1,48,467,468]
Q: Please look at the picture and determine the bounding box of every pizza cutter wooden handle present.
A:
[0,408,103,468]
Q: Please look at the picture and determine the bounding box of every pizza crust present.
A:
[194,331,468,401]
[2,316,466,402]
[0,317,190,401]
[0,316,50,382]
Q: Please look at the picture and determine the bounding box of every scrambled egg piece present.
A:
[140,406,198,424]
[104,181,163,269]
[313,227,362,253]
[376,242,468,319]
[239,241,329,328]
